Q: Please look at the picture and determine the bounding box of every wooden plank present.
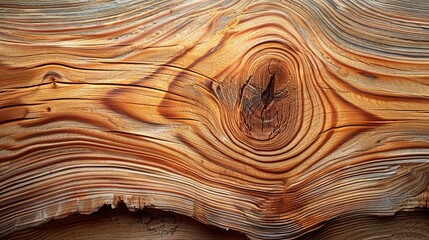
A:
[1,0,428,239]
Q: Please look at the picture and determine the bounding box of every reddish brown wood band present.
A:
[1,0,428,239]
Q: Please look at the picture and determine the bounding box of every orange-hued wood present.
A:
[1,0,428,239]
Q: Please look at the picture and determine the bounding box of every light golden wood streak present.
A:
[1,0,428,239]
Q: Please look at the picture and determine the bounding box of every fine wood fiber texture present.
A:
[5,202,247,240]
[7,205,429,240]
[1,0,429,239]
[299,211,429,240]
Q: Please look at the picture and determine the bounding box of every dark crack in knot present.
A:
[261,73,275,111]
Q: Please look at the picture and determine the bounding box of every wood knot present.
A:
[43,71,62,88]
[239,59,293,141]
[43,71,62,81]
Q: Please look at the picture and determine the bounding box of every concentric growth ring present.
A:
[217,40,326,160]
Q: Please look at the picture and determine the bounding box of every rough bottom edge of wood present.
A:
[4,201,248,240]
[4,202,429,240]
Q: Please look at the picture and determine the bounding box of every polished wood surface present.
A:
[1,0,428,239]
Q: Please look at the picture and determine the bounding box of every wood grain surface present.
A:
[300,211,429,240]
[5,202,247,240]
[1,0,429,239]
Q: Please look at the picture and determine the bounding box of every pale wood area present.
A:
[1,0,429,239]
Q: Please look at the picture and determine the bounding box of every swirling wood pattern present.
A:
[1,0,428,239]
